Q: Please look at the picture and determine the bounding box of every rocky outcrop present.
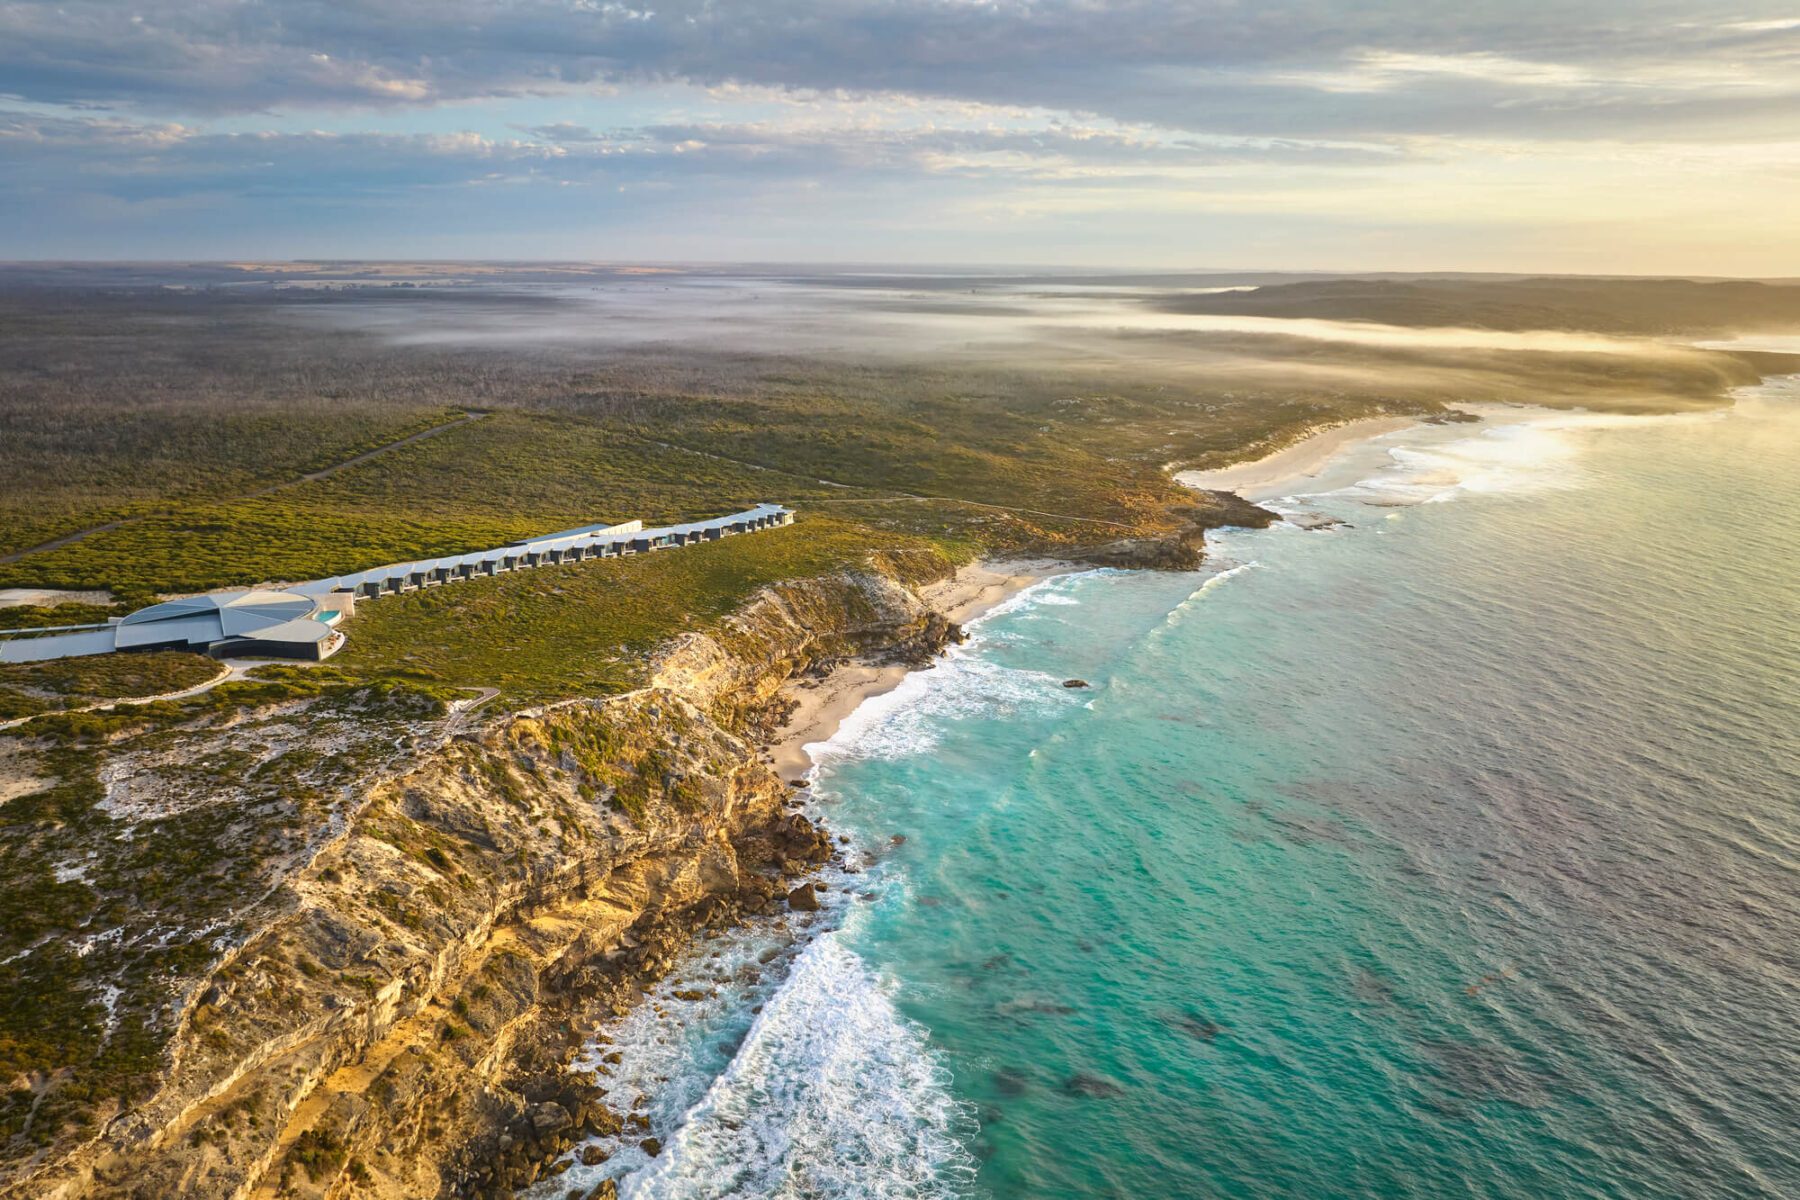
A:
[652,563,961,727]
[4,562,956,1200]
[1072,492,1278,571]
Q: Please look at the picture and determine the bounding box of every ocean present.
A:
[541,376,1800,1200]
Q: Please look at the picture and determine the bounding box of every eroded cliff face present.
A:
[2,563,961,1200]
[652,557,962,726]
[1072,491,1280,571]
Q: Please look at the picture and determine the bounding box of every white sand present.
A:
[1176,416,1420,501]
[766,559,1069,779]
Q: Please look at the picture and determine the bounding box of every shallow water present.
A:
[554,378,1800,1200]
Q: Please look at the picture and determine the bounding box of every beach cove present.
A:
[537,378,1800,1200]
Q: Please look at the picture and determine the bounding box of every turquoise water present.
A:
[555,379,1800,1200]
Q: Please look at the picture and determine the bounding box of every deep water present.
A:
[558,378,1800,1200]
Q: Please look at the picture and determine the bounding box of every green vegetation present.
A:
[334,511,962,705]
[0,602,126,630]
[0,290,469,557]
[0,651,221,720]
[0,276,1786,1168]
[0,287,1460,598]
[286,1127,349,1184]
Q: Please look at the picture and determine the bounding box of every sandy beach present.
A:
[767,558,1069,779]
[1175,416,1420,500]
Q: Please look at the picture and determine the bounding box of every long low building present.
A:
[291,504,792,601]
[0,504,794,664]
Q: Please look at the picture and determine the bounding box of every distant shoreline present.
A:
[1175,416,1420,501]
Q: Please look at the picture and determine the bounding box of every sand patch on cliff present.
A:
[0,743,52,805]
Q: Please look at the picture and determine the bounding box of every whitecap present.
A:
[1329,409,1715,506]
[961,569,1114,633]
[622,934,977,1200]
[809,655,1076,764]
[805,577,1102,766]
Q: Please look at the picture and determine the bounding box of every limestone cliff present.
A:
[0,560,962,1200]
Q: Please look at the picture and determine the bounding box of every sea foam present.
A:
[807,575,1100,766]
[1331,409,1720,507]
[625,933,977,1200]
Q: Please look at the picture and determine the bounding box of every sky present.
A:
[1,1,1797,272]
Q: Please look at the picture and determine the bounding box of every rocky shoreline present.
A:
[3,564,964,1200]
[3,505,1271,1200]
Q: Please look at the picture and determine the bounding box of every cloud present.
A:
[518,122,609,143]
[0,108,1407,213]
[2,1,1798,268]
[0,0,1796,142]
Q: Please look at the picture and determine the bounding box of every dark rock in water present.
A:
[1063,1073,1125,1099]
[587,1180,619,1200]
[1062,679,1090,689]
[993,1068,1029,1096]
[580,1145,610,1166]
[890,834,907,846]
[1352,968,1395,1005]
[785,882,820,911]
[1164,1011,1221,1041]
[1421,409,1481,425]
[640,1137,664,1157]
[996,994,1077,1021]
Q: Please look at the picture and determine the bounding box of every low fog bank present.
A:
[1159,277,1800,337]
[259,272,1770,413]
[3,265,1788,420]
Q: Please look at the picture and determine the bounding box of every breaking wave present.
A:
[808,575,1099,765]
[627,934,977,1200]
[1332,409,1720,507]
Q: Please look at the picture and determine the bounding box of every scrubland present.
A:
[1,268,1796,1187]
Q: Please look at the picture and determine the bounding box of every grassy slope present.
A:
[334,512,964,706]
[0,652,221,720]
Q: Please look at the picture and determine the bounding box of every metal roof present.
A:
[0,628,121,664]
[121,590,315,626]
[511,519,642,544]
[0,506,793,664]
[229,617,333,646]
[295,506,791,597]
